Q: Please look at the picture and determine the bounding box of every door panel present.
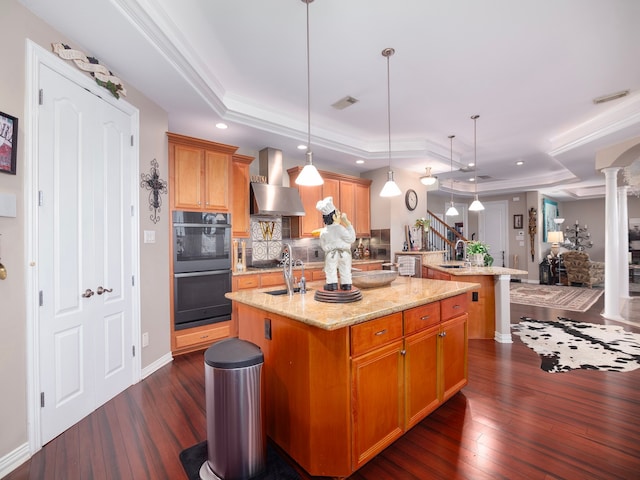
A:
[38,63,134,443]
[39,66,97,441]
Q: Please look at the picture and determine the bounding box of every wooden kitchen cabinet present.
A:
[404,324,440,428]
[168,132,235,211]
[351,338,404,469]
[354,182,371,237]
[231,153,254,237]
[236,290,469,478]
[287,167,372,238]
[441,313,468,402]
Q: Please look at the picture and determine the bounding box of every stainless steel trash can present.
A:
[200,338,265,480]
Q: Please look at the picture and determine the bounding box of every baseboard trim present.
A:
[141,352,173,379]
[0,442,30,478]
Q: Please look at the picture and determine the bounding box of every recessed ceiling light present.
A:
[469,178,475,182]
[356,159,365,164]
[468,162,475,167]
[215,122,228,129]
[516,161,524,166]
[297,144,307,150]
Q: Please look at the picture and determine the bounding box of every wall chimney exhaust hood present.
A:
[250,148,306,216]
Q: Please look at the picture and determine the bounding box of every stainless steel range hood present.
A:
[250,148,306,216]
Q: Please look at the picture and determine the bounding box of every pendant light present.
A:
[379,47,402,197]
[445,135,459,217]
[420,167,437,186]
[468,114,484,211]
[295,0,324,186]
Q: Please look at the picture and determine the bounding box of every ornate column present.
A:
[618,185,630,302]
[602,167,623,320]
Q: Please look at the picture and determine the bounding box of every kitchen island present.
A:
[424,263,528,343]
[226,277,478,478]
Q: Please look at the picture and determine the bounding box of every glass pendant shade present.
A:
[295,152,323,186]
[380,170,402,197]
[420,167,437,186]
[446,204,459,216]
[469,194,485,211]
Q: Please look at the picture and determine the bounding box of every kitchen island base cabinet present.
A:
[236,294,468,478]
[237,304,352,477]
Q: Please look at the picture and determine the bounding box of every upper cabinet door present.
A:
[232,154,254,237]
[172,144,203,210]
[354,183,371,238]
[203,150,231,211]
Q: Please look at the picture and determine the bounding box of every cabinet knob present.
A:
[439,331,447,337]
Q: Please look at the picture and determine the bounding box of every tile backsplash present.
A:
[240,216,390,266]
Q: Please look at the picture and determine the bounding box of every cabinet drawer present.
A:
[236,275,259,290]
[441,293,468,321]
[404,302,441,334]
[260,271,285,287]
[310,269,326,281]
[174,324,230,349]
[351,312,403,357]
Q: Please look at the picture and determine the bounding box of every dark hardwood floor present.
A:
[6,291,640,480]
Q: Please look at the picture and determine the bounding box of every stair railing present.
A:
[425,210,468,261]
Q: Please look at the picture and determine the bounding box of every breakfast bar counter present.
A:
[424,262,529,343]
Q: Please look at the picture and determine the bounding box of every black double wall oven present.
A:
[173,211,232,330]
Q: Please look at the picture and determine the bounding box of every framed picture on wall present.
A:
[0,111,18,175]
[513,214,523,229]
[542,198,559,242]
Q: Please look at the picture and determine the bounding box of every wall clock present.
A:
[405,189,418,211]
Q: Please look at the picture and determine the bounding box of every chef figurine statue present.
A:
[315,196,356,291]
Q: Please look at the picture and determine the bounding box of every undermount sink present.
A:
[439,264,465,269]
[264,287,311,296]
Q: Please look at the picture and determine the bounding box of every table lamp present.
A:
[547,231,564,256]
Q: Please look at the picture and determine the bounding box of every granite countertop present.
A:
[226,276,478,330]
[427,261,528,276]
[234,259,385,276]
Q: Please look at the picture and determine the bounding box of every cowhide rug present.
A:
[512,317,640,373]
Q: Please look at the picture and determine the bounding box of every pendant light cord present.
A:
[382,48,395,171]
[386,52,391,170]
[449,135,455,205]
[306,0,312,153]
[472,114,479,194]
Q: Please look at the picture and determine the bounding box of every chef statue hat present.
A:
[316,196,336,216]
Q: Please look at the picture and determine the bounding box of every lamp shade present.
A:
[547,231,564,244]
[420,167,437,186]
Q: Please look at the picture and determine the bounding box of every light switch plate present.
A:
[0,193,17,217]
[144,230,156,243]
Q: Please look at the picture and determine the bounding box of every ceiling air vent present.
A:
[592,90,629,104]
[331,95,359,110]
